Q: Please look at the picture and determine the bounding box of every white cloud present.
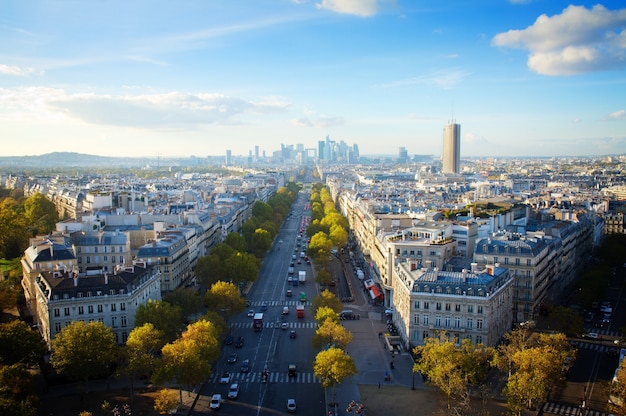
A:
[492,4,626,75]
[0,64,37,76]
[606,109,626,120]
[316,0,378,17]
[291,116,344,128]
[0,87,289,128]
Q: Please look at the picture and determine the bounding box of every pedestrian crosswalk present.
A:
[583,328,620,338]
[210,371,320,384]
[248,300,311,307]
[543,402,608,416]
[230,321,318,330]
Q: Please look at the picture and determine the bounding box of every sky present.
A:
[1,0,625,159]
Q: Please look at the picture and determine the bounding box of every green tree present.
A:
[195,253,227,287]
[0,208,29,259]
[250,228,272,258]
[315,267,333,287]
[251,201,273,222]
[224,251,260,284]
[134,300,183,343]
[50,321,117,394]
[223,232,247,252]
[0,363,39,416]
[23,193,58,236]
[313,347,357,405]
[162,288,204,321]
[205,281,245,319]
[0,320,47,366]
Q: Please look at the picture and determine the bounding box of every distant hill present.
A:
[0,152,169,169]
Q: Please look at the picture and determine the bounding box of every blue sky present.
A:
[1,0,625,158]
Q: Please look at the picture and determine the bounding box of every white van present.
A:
[282,306,289,315]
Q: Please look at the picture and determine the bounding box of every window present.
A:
[110,303,116,312]
[94,246,98,253]
[122,332,128,343]
[467,304,474,313]
[436,302,442,311]
[454,317,461,328]
[477,319,483,329]
[414,301,420,309]
[97,305,103,313]
[121,316,127,327]
[476,335,483,344]
[64,307,70,316]
[103,256,108,262]
[455,304,461,312]
[86,256,91,264]
[417,250,422,256]
[435,316,442,327]
[88,305,93,314]
[54,308,60,317]
[424,302,429,310]
[98,317,104,323]
[414,314,419,324]
[423,315,429,325]
[111,316,117,328]
[515,258,520,265]
[527,259,532,266]
[78,306,84,315]
[445,317,451,328]
[77,292,83,298]
[477,306,483,314]
[467,318,473,329]
[504,257,509,265]
[445,303,451,311]
[109,289,115,295]
[87,291,92,297]
[120,302,126,311]
[54,322,62,332]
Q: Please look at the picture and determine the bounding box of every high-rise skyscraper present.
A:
[442,121,461,173]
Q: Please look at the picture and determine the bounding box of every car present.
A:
[219,372,231,384]
[286,289,293,297]
[384,309,394,316]
[260,302,268,311]
[281,322,288,330]
[288,364,297,377]
[224,335,233,345]
[240,359,250,373]
[584,332,599,339]
[289,330,297,339]
[227,383,239,399]
[297,259,302,264]
[282,306,289,315]
[247,310,255,317]
[210,394,222,409]
[287,276,293,284]
[306,259,311,265]
[227,352,238,363]
[286,398,297,413]
[234,336,244,348]
[279,240,283,244]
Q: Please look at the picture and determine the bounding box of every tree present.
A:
[609,360,626,415]
[251,201,273,222]
[205,281,245,319]
[314,306,340,325]
[50,321,117,394]
[153,320,219,404]
[0,363,39,416]
[414,333,494,414]
[223,232,247,252]
[313,347,357,405]
[502,332,575,413]
[224,251,260,284]
[162,288,204,321]
[328,224,348,250]
[312,319,352,350]
[195,253,227,287]
[312,290,343,316]
[0,208,29,259]
[0,320,47,366]
[315,267,333,287]
[123,323,165,400]
[308,232,332,265]
[153,389,179,415]
[250,228,272,258]
[134,300,183,343]
[546,305,584,337]
[23,193,58,236]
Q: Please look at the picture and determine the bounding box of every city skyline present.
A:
[1,1,625,158]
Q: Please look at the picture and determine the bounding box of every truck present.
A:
[253,313,263,331]
[296,304,304,318]
[298,270,306,284]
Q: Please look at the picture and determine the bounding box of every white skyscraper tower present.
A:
[442,121,461,174]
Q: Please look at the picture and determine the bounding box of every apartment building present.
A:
[392,262,513,348]
[32,262,160,346]
[473,232,556,323]
[70,229,132,273]
[136,231,190,292]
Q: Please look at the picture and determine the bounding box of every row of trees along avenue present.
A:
[413,324,576,416]
[305,183,349,287]
[0,180,303,415]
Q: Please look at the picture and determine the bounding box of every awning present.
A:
[364,279,375,289]
[368,285,384,300]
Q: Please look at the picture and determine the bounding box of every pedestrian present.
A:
[378,381,381,389]
[378,331,382,338]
